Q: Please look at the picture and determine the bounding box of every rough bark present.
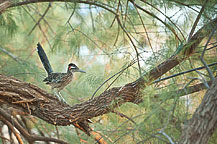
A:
[0,0,11,14]
[0,74,142,126]
[179,78,217,144]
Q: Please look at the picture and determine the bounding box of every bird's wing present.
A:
[43,73,67,83]
[37,43,53,75]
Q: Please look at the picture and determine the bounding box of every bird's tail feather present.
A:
[37,43,53,75]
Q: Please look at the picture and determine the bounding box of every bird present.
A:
[43,63,85,102]
[36,43,86,103]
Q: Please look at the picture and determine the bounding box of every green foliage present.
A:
[0,13,18,37]
[0,0,216,143]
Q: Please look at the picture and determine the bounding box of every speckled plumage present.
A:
[43,63,85,93]
[43,72,73,91]
[37,43,86,103]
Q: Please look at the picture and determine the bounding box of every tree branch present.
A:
[0,73,142,130]
[0,108,68,144]
[154,80,212,100]
[136,17,217,86]
[187,0,209,40]
[28,2,51,36]
[7,0,116,15]
[153,62,217,83]
[0,0,11,14]
[0,15,215,135]
[0,47,21,63]
[0,116,24,144]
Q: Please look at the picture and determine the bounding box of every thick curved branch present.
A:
[0,74,142,126]
[0,16,216,131]
[6,0,116,15]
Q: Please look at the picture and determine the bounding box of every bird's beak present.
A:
[78,69,86,73]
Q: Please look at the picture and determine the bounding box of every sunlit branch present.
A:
[154,62,217,83]
[188,0,209,40]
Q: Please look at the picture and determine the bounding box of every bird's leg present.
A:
[52,89,67,104]
[52,88,62,101]
[52,88,66,103]
[57,91,67,104]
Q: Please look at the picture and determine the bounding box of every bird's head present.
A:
[68,63,86,73]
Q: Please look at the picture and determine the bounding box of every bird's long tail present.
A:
[37,43,53,75]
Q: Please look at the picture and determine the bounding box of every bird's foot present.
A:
[60,98,67,104]
[54,92,68,104]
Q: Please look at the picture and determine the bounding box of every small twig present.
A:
[183,79,197,94]
[142,0,186,41]
[172,0,200,13]
[67,23,107,53]
[132,2,157,61]
[91,60,137,99]
[123,0,129,27]
[200,23,217,82]
[29,5,55,34]
[188,0,209,40]
[115,16,142,75]
[154,80,212,101]
[65,2,76,24]
[206,44,217,51]
[112,25,120,47]
[22,7,52,48]
[12,99,34,104]
[112,110,136,124]
[28,2,51,36]
[153,61,217,84]
[113,129,135,143]
[195,70,210,89]
[93,131,113,144]
[55,126,60,139]
[131,0,181,42]
[89,5,95,32]
[158,130,175,144]
[0,47,21,63]
[109,0,121,28]
[135,130,168,144]
[92,131,108,144]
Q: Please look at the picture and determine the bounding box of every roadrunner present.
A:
[43,63,85,102]
[37,43,85,103]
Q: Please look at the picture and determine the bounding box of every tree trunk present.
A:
[179,78,217,144]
